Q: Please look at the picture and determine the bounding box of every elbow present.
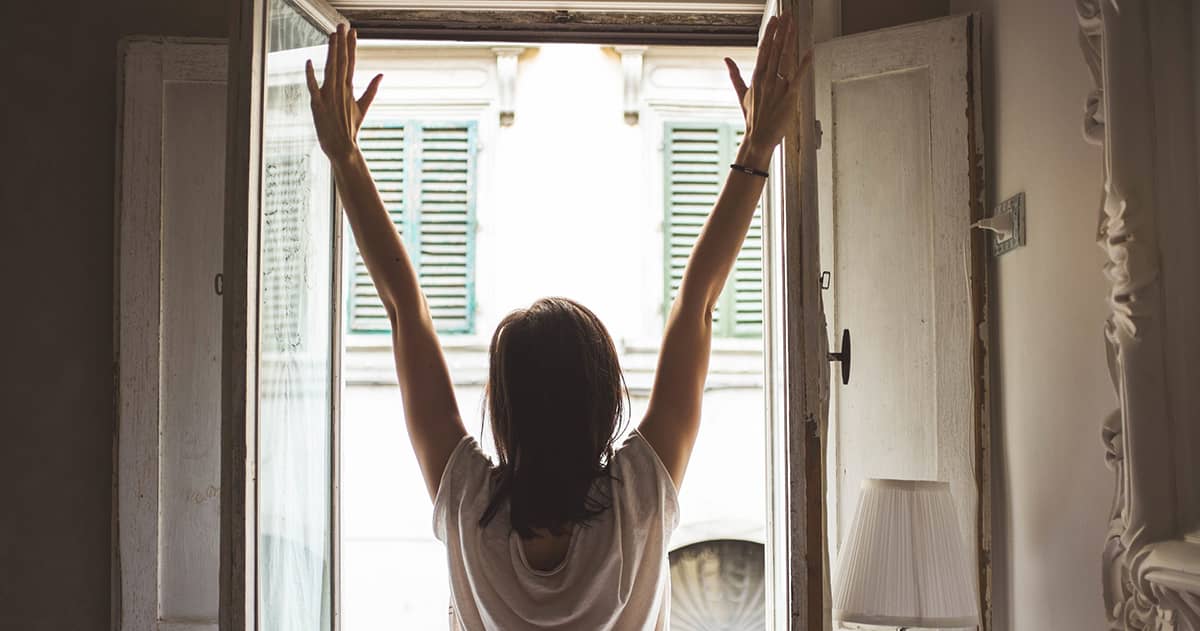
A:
[672,286,718,326]
[384,295,436,335]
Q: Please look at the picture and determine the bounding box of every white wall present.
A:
[945,1,1115,629]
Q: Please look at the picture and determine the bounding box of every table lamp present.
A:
[833,479,979,629]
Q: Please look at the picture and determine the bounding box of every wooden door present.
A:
[117,38,228,631]
[814,14,986,623]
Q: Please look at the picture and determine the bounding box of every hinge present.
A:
[814,119,824,150]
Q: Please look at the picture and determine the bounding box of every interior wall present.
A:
[0,1,225,629]
[840,0,949,35]
[944,0,1113,630]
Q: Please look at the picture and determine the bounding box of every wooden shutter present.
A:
[732,127,764,337]
[664,124,726,328]
[415,123,476,334]
[663,123,764,337]
[348,122,408,333]
[348,121,477,335]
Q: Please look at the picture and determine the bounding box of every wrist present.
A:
[736,136,774,172]
[329,146,365,172]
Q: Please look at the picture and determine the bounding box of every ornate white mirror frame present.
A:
[1077,1,1200,629]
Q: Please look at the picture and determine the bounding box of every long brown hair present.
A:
[479,297,629,538]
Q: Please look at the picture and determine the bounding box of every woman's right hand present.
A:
[723,14,811,152]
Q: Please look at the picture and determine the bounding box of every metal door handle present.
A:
[828,328,851,385]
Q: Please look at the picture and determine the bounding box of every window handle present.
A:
[827,328,851,385]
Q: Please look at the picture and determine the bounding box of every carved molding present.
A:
[492,47,525,126]
[1078,1,1200,629]
[614,45,646,125]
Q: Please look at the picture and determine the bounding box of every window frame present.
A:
[220,3,826,631]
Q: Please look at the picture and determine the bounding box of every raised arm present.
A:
[638,14,808,489]
[307,25,466,501]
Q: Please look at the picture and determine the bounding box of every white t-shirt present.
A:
[433,430,681,630]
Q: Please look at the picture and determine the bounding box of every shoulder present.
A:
[611,430,680,526]
[432,435,494,540]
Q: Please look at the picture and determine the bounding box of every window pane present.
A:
[258,1,335,630]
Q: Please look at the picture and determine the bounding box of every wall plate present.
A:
[989,192,1026,256]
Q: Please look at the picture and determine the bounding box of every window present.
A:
[663,122,764,337]
[348,120,479,335]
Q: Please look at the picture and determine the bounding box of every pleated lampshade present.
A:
[833,479,979,628]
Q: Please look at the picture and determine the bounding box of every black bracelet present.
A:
[730,163,769,178]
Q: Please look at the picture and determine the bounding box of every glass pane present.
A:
[258,1,335,630]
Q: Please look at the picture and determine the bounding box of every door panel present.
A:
[815,13,982,611]
[224,0,346,629]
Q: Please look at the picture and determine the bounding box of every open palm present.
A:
[305,24,383,162]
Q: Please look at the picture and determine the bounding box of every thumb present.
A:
[357,73,384,114]
[305,59,321,100]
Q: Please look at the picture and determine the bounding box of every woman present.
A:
[306,17,807,629]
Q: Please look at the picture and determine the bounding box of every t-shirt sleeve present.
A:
[432,435,494,542]
[614,430,681,534]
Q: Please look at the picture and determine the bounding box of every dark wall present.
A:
[0,1,225,628]
[841,0,950,34]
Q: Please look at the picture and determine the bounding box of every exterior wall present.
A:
[341,43,763,628]
[0,2,226,630]
[944,1,1114,629]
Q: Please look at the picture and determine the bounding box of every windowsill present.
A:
[344,333,764,354]
[342,333,764,390]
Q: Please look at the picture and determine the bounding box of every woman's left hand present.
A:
[305,24,383,163]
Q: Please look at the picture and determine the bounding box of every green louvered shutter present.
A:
[415,123,477,334]
[731,128,764,337]
[664,124,726,328]
[663,123,764,337]
[348,123,409,333]
[347,121,477,335]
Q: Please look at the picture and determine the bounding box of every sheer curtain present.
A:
[258,1,336,629]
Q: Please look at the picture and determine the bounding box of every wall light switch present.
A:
[973,192,1026,256]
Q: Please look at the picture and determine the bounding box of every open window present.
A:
[220,0,825,629]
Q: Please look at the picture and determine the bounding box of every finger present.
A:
[305,60,321,100]
[725,58,748,102]
[336,23,348,91]
[765,13,789,79]
[752,16,779,85]
[346,27,357,88]
[778,20,801,79]
[357,73,383,114]
[798,48,813,76]
[323,31,336,88]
